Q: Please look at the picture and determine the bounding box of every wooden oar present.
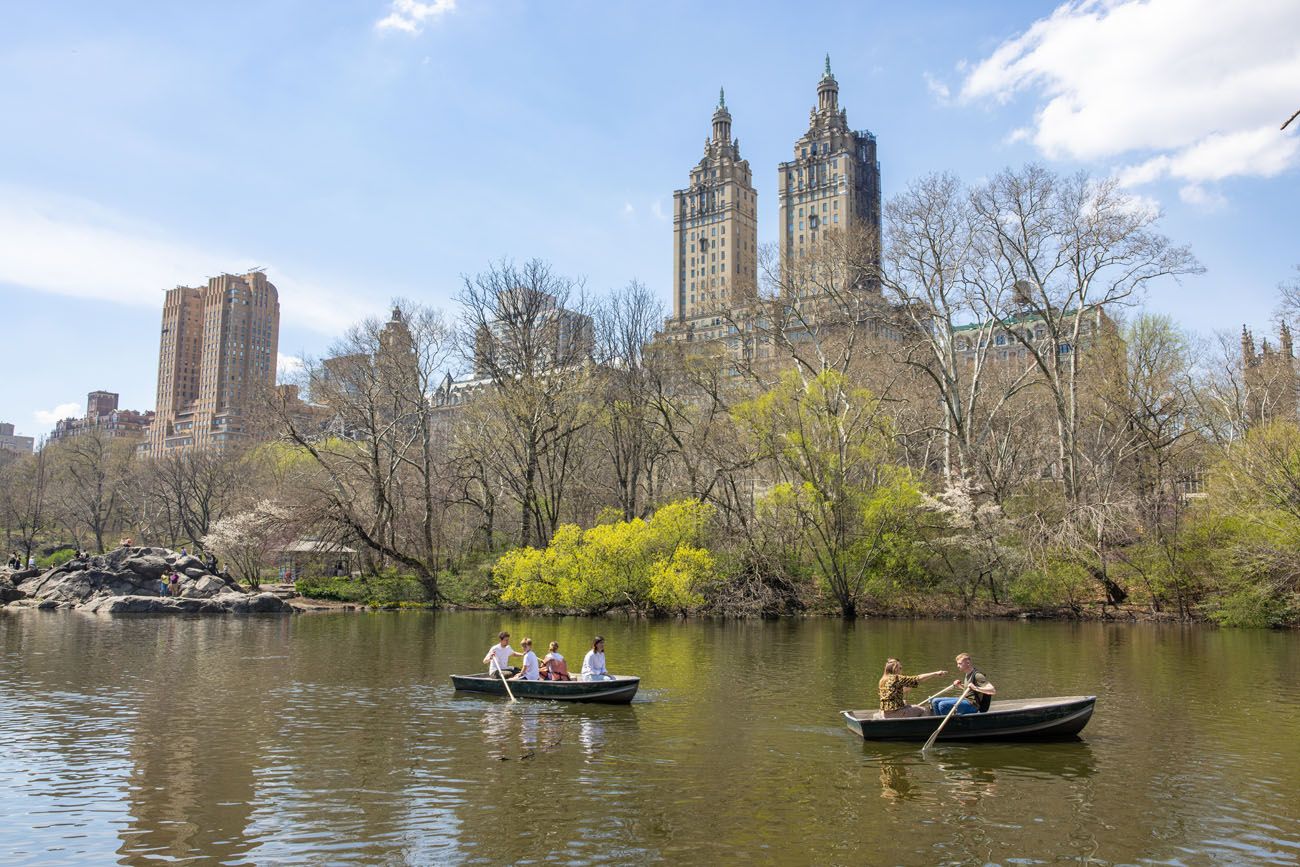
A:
[489,658,518,704]
[922,686,972,752]
[918,683,956,708]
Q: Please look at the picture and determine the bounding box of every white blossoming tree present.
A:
[202,500,295,591]
[919,482,1020,607]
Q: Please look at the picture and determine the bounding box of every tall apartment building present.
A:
[777,56,880,290]
[669,89,759,330]
[0,423,35,455]
[50,391,155,443]
[660,58,884,349]
[144,271,280,455]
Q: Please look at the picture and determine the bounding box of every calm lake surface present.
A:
[1,611,1297,865]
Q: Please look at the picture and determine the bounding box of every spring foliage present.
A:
[493,500,715,614]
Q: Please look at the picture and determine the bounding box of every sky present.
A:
[1,0,1296,439]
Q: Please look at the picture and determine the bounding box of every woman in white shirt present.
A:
[483,631,521,677]
[512,638,540,681]
[581,636,613,681]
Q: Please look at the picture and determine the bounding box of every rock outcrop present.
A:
[10,547,290,614]
[0,573,25,604]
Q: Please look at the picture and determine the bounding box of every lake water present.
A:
[1,610,1297,865]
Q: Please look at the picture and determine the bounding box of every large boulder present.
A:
[0,574,25,604]
[79,591,290,615]
[10,545,290,615]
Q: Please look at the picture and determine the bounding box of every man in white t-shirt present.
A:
[511,638,540,681]
[483,631,521,678]
[580,636,614,681]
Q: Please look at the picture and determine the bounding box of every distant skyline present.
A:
[2,0,1297,438]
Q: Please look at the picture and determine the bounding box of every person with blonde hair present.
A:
[878,658,948,719]
[931,652,996,716]
[510,638,541,681]
[540,641,571,681]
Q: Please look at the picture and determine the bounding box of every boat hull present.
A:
[451,673,640,704]
[842,696,1096,742]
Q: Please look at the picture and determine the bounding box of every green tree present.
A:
[734,369,921,618]
[493,499,715,614]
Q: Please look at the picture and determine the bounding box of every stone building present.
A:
[950,305,1118,369]
[777,55,881,290]
[660,58,888,353]
[0,422,35,455]
[668,88,759,330]
[1241,323,1300,424]
[49,391,154,443]
[142,271,280,455]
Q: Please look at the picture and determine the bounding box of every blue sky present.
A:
[2,0,1297,438]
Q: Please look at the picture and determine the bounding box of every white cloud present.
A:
[650,200,668,222]
[376,0,456,34]
[0,186,372,336]
[958,0,1300,196]
[33,402,81,426]
[623,202,635,216]
[923,71,951,104]
[1179,184,1228,211]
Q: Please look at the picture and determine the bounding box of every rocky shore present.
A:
[2,547,290,614]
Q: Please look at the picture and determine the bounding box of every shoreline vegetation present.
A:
[4,166,1300,628]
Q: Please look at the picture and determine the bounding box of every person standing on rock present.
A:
[169,570,180,597]
[158,576,170,597]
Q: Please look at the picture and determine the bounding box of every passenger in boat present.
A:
[483,631,522,678]
[541,641,572,681]
[511,638,541,680]
[878,658,948,718]
[580,636,614,681]
[931,652,995,715]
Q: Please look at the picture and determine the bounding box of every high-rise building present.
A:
[144,271,280,455]
[670,88,759,327]
[777,56,880,289]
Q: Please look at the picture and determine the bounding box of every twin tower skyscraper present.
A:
[668,57,881,337]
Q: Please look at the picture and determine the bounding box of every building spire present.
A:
[711,86,732,144]
[817,54,839,111]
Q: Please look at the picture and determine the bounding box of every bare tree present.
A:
[46,430,135,553]
[456,259,596,547]
[881,172,1043,494]
[1,444,50,563]
[143,447,247,547]
[277,302,453,598]
[593,280,669,520]
[967,165,1204,505]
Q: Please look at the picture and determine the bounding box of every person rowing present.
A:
[483,631,522,678]
[580,636,613,681]
[877,658,948,718]
[931,652,995,716]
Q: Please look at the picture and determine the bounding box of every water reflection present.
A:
[877,755,916,802]
[577,714,606,761]
[1,611,1298,865]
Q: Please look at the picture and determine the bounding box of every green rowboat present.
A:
[451,672,640,704]
[842,696,1096,742]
